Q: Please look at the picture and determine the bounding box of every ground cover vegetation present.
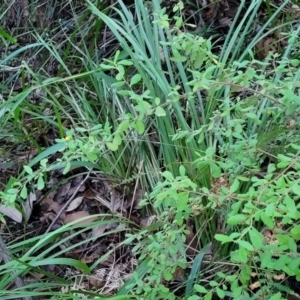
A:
[1,0,300,299]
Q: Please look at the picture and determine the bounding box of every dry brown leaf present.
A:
[87,274,104,288]
[140,215,156,228]
[92,224,107,238]
[250,281,260,290]
[0,205,22,223]
[255,37,278,60]
[66,196,84,212]
[68,184,86,196]
[64,211,97,225]
[54,182,71,204]
[42,190,60,212]
[85,189,95,199]
[218,17,232,27]
[273,273,285,281]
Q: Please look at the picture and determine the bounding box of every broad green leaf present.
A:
[63,161,71,175]
[214,234,233,243]
[112,81,125,88]
[249,227,263,249]
[106,142,118,151]
[23,166,33,175]
[75,127,87,132]
[261,252,272,268]
[277,154,292,162]
[100,64,114,70]
[210,162,221,178]
[87,153,98,161]
[113,133,122,146]
[118,120,130,131]
[230,178,240,193]
[155,106,166,116]
[216,287,225,299]
[288,236,297,252]
[188,296,201,300]
[204,292,212,300]
[291,224,300,240]
[40,159,48,169]
[265,203,275,217]
[240,265,251,284]
[260,211,274,228]
[209,281,218,287]
[161,171,174,181]
[292,184,300,195]
[268,292,282,300]
[37,175,45,190]
[118,59,133,66]
[277,161,290,168]
[227,214,248,225]
[205,147,215,157]
[179,165,186,177]
[135,119,145,134]
[194,284,208,293]
[237,240,254,251]
[238,246,248,263]
[130,74,141,86]
[20,185,28,199]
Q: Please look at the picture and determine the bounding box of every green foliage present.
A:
[2,0,300,299]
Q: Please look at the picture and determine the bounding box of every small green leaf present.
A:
[187,296,201,300]
[292,184,300,195]
[162,171,174,181]
[130,74,142,86]
[227,214,248,225]
[20,185,28,199]
[214,234,233,243]
[63,162,71,174]
[204,292,212,300]
[87,153,98,161]
[209,281,218,287]
[113,133,122,146]
[249,227,263,249]
[100,64,114,70]
[135,119,145,134]
[194,284,208,294]
[118,120,130,132]
[37,175,45,190]
[155,106,166,117]
[230,178,240,193]
[179,166,186,177]
[237,240,254,251]
[118,59,133,66]
[238,246,249,263]
[261,252,272,268]
[260,211,274,228]
[291,224,300,240]
[106,142,118,151]
[23,166,33,175]
[268,292,282,300]
[112,81,125,88]
[216,287,225,299]
[40,159,48,169]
